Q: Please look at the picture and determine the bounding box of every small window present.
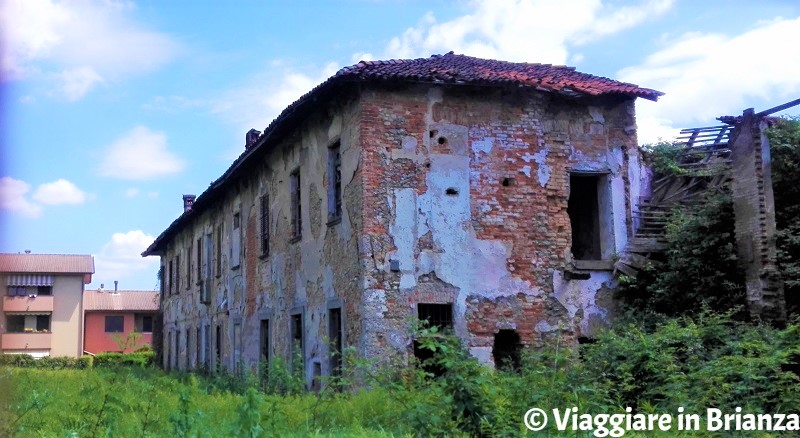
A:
[260,319,270,368]
[36,315,50,331]
[105,315,124,333]
[414,303,453,377]
[215,224,223,276]
[7,286,25,296]
[290,312,304,372]
[37,286,52,296]
[176,254,181,292]
[7,315,25,332]
[135,314,154,333]
[215,324,223,371]
[260,194,270,256]
[327,142,342,222]
[290,170,302,240]
[168,259,174,295]
[196,237,202,283]
[231,212,241,269]
[187,242,193,288]
[328,308,343,377]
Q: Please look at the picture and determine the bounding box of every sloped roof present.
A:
[143,53,662,256]
[83,289,159,312]
[334,53,662,100]
[0,253,95,274]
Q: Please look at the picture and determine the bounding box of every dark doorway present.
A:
[492,329,521,371]
[328,308,343,378]
[414,303,454,376]
[568,174,602,260]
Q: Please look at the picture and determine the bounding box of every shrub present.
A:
[95,351,154,368]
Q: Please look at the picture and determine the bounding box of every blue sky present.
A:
[1,0,799,291]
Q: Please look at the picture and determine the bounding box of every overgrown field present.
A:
[2,312,798,437]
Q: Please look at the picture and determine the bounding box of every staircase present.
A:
[614,125,734,276]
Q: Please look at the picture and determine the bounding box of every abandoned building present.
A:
[142,52,665,382]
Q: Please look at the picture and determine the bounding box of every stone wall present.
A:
[357,84,641,366]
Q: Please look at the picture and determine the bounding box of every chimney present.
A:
[24,249,31,254]
[100,283,104,291]
[245,128,261,150]
[182,194,196,212]
[114,280,118,292]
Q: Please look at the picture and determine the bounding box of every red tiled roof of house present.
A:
[83,289,160,312]
[0,253,95,274]
[334,53,663,100]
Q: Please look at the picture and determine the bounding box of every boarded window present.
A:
[290,170,302,240]
[328,142,342,222]
[568,174,602,261]
[215,224,223,276]
[105,315,124,333]
[231,212,241,269]
[328,307,343,377]
[260,194,270,256]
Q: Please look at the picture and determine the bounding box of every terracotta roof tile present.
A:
[0,253,95,274]
[83,289,160,312]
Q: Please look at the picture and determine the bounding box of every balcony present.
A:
[2,295,54,312]
[1,332,52,350]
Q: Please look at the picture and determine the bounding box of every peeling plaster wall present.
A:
[359,84,641,365]
[158,97,363,385]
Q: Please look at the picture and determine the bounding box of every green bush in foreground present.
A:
[1,313,798,437]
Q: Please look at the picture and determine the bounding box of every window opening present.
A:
[492,329,521,371]
[414,303,454,376]
[105,315,124,333]
[328,143,342,222]
[260,194,270,256]
[328,308,343,378]
[568,174,602,261]
[291,170,302,239]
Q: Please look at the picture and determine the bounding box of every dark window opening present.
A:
[445,187,458,196]
[36,315,50,331]
[260,194,270,256]
[328,308,343,378]
[414,303,454,377]
[568,174,602,261]
[135,314,154,333]
[492,329,521,371]
[215,324,222,371]
[260,319,270,370]
[290,313,304,372]
[168,259,174,295]
[185,329,190,369]
[37,286,52,296]
[196,327,201,369]
[502,177,514,187]
[105,315,124,333]
[291,170,302,240]
[6,315,25,332]
[328,143,342,222]
[437,136,447,145]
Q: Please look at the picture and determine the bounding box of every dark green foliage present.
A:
[617,194,746,316]
[0,354,93,369]
[641,141,687,176]
[769,117,800,316]
[94,351,154,367]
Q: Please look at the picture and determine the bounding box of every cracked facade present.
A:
[143,53,660,384]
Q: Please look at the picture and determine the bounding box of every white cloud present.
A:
[619,17,800,144]
[32,179,92,205]
[0,177,42,218]
[0,0,181,99]
[99,126,186,180]
[124,188,140,198]
[59,66,104,101]
[372,0,674,64]
[210,62,341,158]
[92,230,160,290]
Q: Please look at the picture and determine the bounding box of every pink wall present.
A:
[83,312,154,354]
